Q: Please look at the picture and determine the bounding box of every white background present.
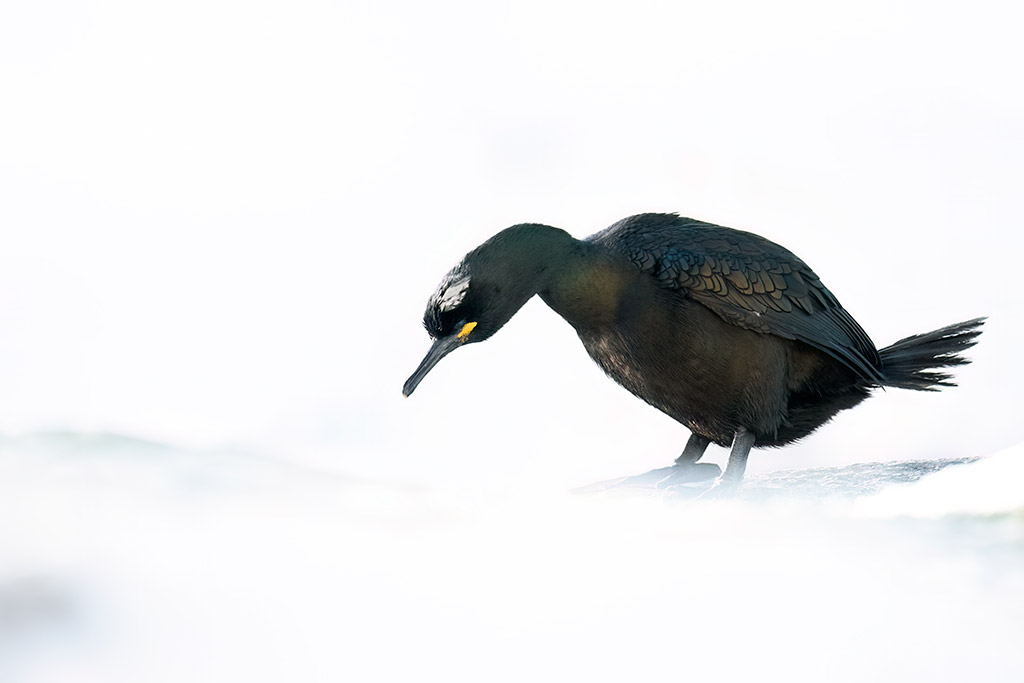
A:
[2,3,1024,681]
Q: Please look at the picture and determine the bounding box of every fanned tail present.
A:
[878,317,985,391]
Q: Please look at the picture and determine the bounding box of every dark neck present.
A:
[537,238,640,332]
[477,223,642,333]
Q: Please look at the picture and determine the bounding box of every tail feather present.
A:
[878,317,985,391]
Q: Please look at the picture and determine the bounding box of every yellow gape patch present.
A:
[457,321,477,341]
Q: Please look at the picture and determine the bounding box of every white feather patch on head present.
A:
[437,275,471,312]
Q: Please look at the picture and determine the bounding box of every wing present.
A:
[588,213,884,382]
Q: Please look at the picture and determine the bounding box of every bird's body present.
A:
[404,213,983,492]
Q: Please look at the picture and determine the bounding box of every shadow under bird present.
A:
[403,213,984,494]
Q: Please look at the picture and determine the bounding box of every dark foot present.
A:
[618,462,722,489]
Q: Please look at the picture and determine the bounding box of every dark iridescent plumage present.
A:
[404,213,984,492]
[590,214,883,382]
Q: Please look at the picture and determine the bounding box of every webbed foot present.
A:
[619,462,722,489]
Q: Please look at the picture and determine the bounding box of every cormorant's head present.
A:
[403,225,566,397]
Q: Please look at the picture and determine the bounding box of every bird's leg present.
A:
[700,427,755,498]
[612,432,719,489]
[645,432,719,485]
[674,433,710,465]
[721,427,755,484]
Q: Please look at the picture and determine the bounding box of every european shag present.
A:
[403,213,984,493]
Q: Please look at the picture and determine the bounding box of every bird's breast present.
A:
[574,294,784,446]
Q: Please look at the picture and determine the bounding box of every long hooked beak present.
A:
[404,322,478,397]
[402,334,465,397]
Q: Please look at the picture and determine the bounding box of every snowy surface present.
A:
[2,433,1022,683]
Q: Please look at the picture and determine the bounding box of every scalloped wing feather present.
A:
[589,213,884,382]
